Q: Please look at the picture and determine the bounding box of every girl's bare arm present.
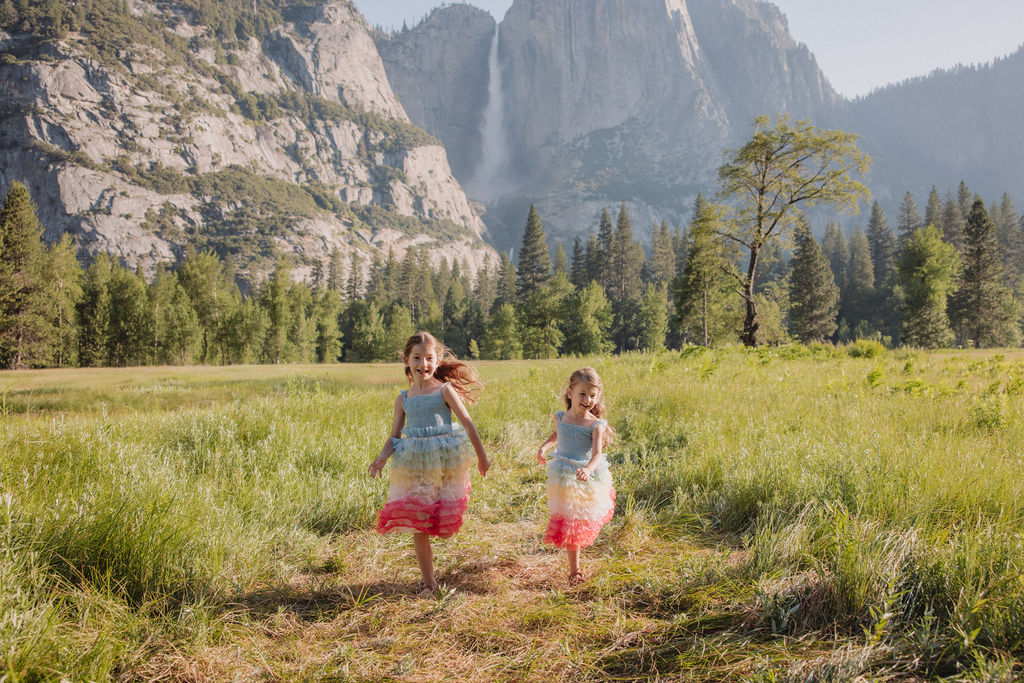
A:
[576,423,605,481]
[369,394,405,477]
[444,385,490,476]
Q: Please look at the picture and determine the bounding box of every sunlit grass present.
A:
[2,348,1024,679]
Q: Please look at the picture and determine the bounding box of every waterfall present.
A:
[466,25,508,201]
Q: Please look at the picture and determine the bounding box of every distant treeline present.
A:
[1,177,1022,370]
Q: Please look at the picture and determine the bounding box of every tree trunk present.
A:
[701,286,709,347]
[740,246,761,346]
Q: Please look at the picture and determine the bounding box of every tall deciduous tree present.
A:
[0,181,53,368]
[896,224,960,348]
[516,204,551,298]
[949,198,1020,348]
[788,218,839,342]
[717,116,869,345]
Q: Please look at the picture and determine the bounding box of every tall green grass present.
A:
[2,348,1024,679]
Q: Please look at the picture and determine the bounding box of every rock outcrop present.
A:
[0,1,494,284]
[379,0,840,252]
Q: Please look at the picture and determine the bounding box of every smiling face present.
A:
[568,380,601,414]
[404,343,439,383]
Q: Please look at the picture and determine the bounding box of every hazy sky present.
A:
[353,0,1024,98]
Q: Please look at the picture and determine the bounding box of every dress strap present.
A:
[399,389,408,402]
[555,410,564,421]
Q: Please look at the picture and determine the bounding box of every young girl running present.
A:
[536,367,616,584]
[369,331,490,593]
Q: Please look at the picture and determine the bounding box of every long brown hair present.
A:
[402,331,483,403]
[563,367,614,448]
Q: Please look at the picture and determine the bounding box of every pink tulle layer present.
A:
[376,494,470,538]
[544,488,617,548]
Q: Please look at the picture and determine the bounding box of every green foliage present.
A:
[516,204,552,298]
[0,181,54,368]
[719,116,871,345]
[788,219,840,342]
[949,198,1020,348]
[896,224,961,348]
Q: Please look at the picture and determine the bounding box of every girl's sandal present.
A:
[568,571,584,586]
[417,581,438,597]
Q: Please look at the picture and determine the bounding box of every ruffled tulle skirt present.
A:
[544,456,616,548]
[376,425,474,538]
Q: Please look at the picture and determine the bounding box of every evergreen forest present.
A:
[3,172,1024,370]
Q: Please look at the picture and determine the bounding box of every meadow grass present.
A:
[2,347,1024,680]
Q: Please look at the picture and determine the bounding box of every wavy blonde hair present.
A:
[402,331,483,403]
[563,367,614,448]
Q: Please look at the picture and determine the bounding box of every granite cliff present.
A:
[0,0,494,285]
[379,0,839,252]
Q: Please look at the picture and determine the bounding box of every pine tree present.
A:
[637,283,668,351]
[897,191,922,243]
[787,219,840,343]
[866,202,896,288]
[896,225,960,348]
[326,247,345,293]
[957,180,973,220]
[924,186,942,229]
[993,193,1021,283]
[520,271,572,358]
[493,250,517,311]
[569,237,586,289]
[45,233,82,367]
[473,254,497,315]
[260,257,293,363]
[553,240,569,278]
[516,204,551,297]
[608,201,644,302]
[583,232,601,286]
[596,208,614,291]
[821,219,849,291]
[840,229,876,337]
[648,220,676,287]
[0,181,53,368]
[221,298,268,365]
[178,249,234,363]
[286,280,316,362]
[313,289,343,362]
[940,192,966,251]
[673,197,738,347]
[107,265,152,366]
[561,281,613,355]
[948,198,1020,348]
[346,251,363,302]
[481,302,522,360]
[77,253,112,366]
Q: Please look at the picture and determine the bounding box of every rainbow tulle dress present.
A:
[376,384,474,538]
[545,410,616,548]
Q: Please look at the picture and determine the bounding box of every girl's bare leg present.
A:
[567,546,582,582]
[413,532,437,590]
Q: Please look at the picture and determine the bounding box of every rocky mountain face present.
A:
[0,0,494,285]
[842,46,1024,207]
[375,5,494,184]
[379,0,840,252]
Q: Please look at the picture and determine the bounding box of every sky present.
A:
[353,0,1024,98]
